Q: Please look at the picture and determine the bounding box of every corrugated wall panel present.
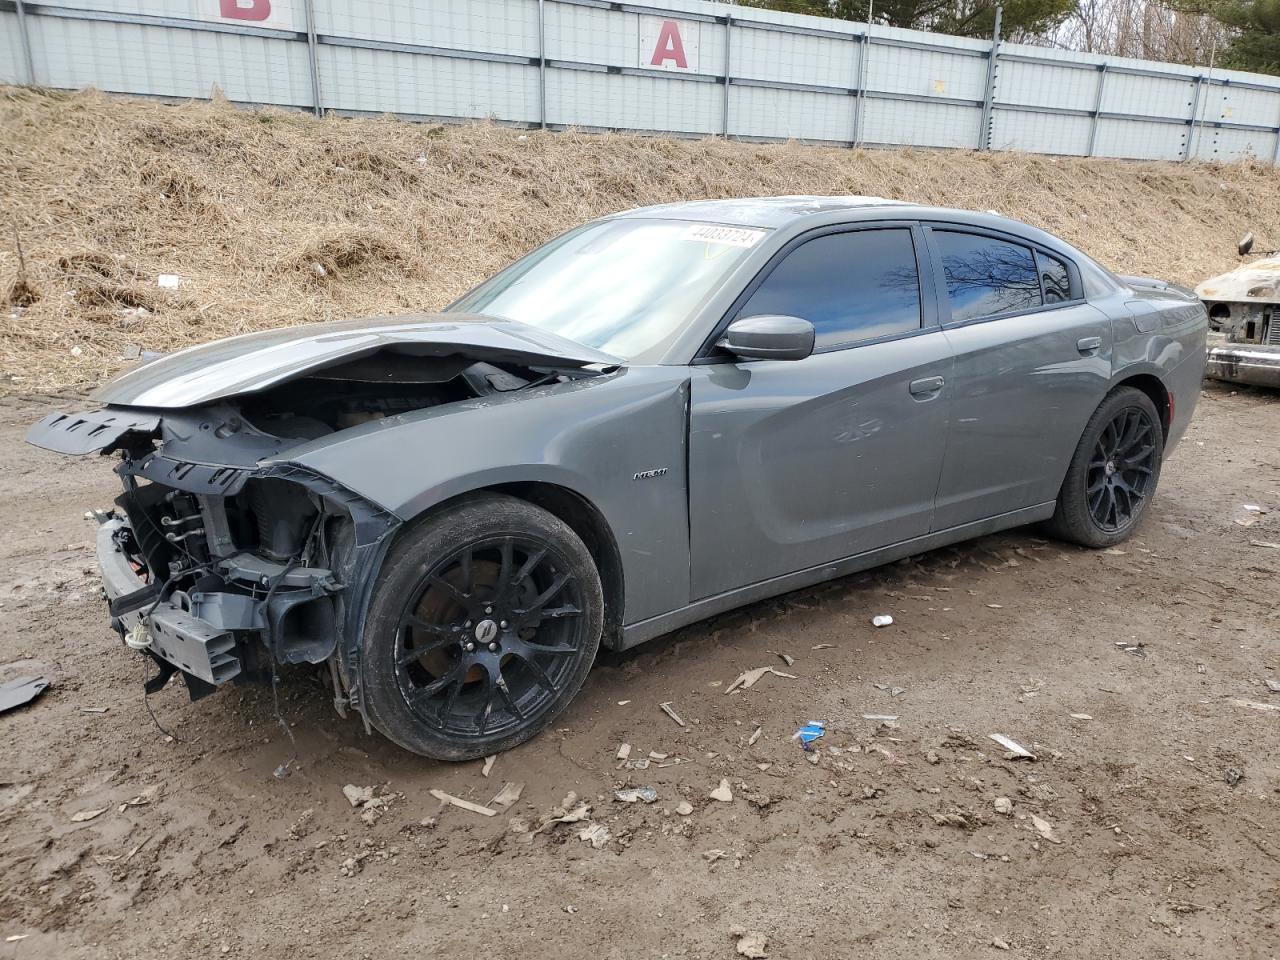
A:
[1101,72,1195,121]
[990,109,1092,156]
[318,45,536,122]
[1190,125,1277,163]
[547,69,720,134]
[28,17,312,105]
[0,12,26,84]
[1093,117,1186,161]
[316,0,537,58]
[731,23,857,89]
[1214,84,1280,129]
[8,0,1280,164]
[730,86,852,143]
[39,0,305,30]
[867,44,986,102]
[863,98,980,148]
[545,3,634,66]
[997,58,1097,111]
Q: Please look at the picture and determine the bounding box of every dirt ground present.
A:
[0,380,1277,960]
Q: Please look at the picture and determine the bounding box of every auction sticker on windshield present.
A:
[681,224,766,248]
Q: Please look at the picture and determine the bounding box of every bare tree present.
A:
[1039,0,1227,66]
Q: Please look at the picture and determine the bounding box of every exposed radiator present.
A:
[1267,308,1280,345]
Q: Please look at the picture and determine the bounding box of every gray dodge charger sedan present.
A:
[28,197,1207,760]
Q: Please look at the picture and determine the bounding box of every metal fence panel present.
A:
[1215,84,1280,128]
[997,58,1097,112]
[1192,124,1276,162]
[318,45,537,121]
[1094,116,1186,161]
[29,16,313,105]
[0,11,26,83]
[867,43,986,102]
[730,22,856,89]
[37,0,303,27]
[991,109,1093,156]
[316,0,537,58]
[862,98,981,148]
[9,0,1280,164]
[547,68,720,134]
[731,85,853,143]
[545,2,636,68]
[1101,71,1195,121]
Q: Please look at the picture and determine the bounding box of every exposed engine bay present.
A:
[30,346,605,715]
[1196,237,1280,388]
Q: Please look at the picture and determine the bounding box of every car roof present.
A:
[609,195,1084,260]
[610,195,909,229]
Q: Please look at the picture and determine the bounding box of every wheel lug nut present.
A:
[488,642,499,652]
[499,620,508,628]
[464,642,475,652]
[485,606,493,614]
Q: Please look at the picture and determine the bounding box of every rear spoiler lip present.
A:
[1119,274,1197,300]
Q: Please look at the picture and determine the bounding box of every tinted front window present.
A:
[935,231,1041,322]
[737,229,921,350]
[1037,250,1071,303]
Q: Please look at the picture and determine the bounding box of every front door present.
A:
[688,224,954,600]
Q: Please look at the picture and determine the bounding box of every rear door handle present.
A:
[909,376,945,397]
[1077,336,1102,354]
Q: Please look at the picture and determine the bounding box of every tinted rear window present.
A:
[935,231,1041,322]
[737,228,921,350]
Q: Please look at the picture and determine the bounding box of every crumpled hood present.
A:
[1195,257,1280,303]
[91,313,622,409]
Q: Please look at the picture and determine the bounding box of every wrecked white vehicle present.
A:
[1197,234,1280,388]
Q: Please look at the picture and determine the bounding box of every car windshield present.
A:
[448,218,769,361]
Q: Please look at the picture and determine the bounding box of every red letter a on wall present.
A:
[650,20,688,69]
[220,0,271,21]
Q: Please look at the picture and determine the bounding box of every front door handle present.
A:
[909,376,945,397]
[1077,336,1102,354]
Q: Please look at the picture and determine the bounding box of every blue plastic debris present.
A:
[794,720,826,750]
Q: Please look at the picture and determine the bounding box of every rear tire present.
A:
[360,493,603,761]
[1047,387,1164,548]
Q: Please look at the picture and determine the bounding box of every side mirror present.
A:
[1239,232,1255,257]
[720,315,815,362]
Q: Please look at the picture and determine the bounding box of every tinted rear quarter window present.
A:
[737,228,921,350]
[934,231,1041,322]
[1037,250,1071,303]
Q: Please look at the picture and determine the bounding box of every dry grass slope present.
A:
[2,86,1277,391]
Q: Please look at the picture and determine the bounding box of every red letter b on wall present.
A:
[220,0,271,21]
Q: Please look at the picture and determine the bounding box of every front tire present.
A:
[360,493,604,761]
[1047,387,1164,548]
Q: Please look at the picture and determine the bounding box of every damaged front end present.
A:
[1196,257,1280,389]
[32,402,398,712]
[26,312,620,719]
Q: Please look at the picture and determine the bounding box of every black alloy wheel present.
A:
[361,493,604,760]
[394,536,585,739]
[1086,407,1158,533]
[1048,386,1164,548]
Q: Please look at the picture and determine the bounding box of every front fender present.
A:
[276,368,693,625]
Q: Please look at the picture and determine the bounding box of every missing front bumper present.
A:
[98,519,242,686]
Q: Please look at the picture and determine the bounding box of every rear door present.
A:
[925,226,1113,530]
[687,223,954,600]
